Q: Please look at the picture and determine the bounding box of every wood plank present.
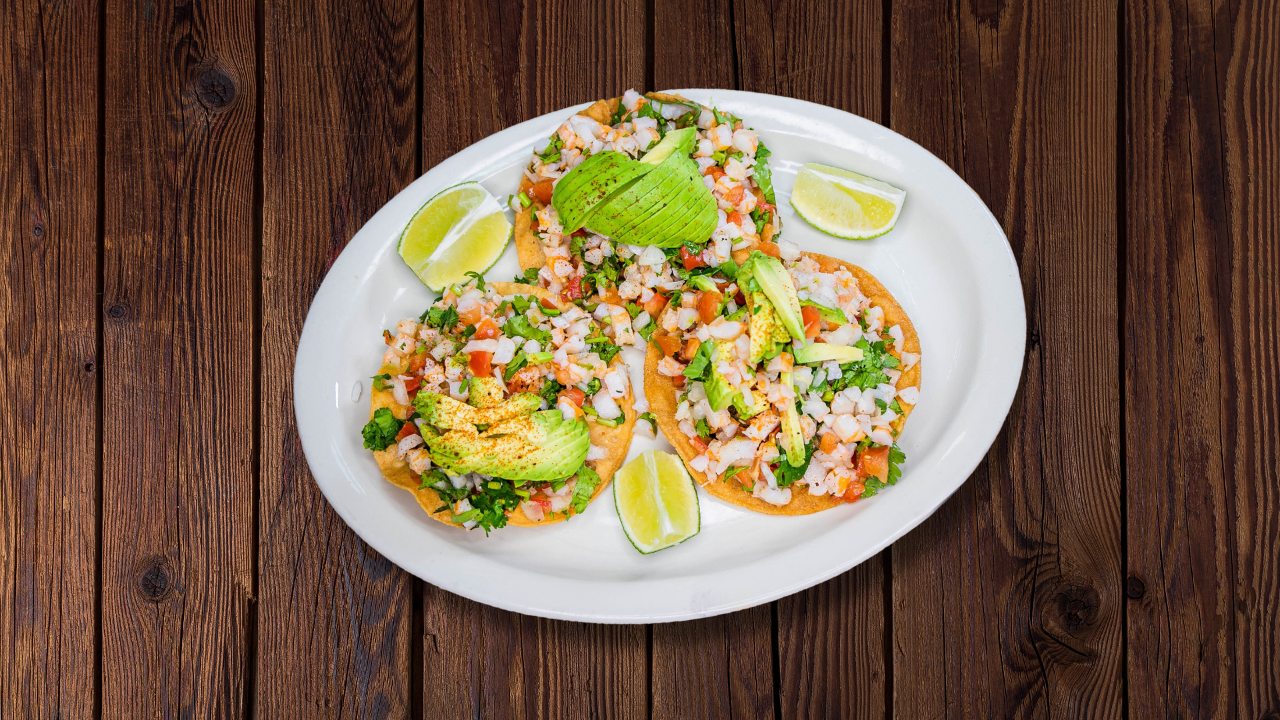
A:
[733,3,890,718]
[889,0,1125,717]
[1123,0,1240,715]
[651,607,775,720]
[100,0,256,715]
[649,6,781,719]
[0,1,99,718]
[256,0,418,717]
[420,2,648,718]
[1212,0,1280,714]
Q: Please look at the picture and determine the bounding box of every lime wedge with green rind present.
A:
[397,182,511,292]
[614,450,701,554]
[790,163,906,240]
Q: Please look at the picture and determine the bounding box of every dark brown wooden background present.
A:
[3,0,1277,717]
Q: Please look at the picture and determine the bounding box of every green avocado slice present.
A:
[586,154,692,241]
[793,342,864,365]
[552,152,653,233]
[740,252,804,341]
[414,391,541,430]
[425,410,590,482]
[639,126,697,165]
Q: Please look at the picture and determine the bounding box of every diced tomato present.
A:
[757,200,775,213]
[727,210,744,227]
[408,350,428,374]
[735,291,746,306]
[383,330,394,345]
[671,375,687,389]
[558,387,585,408]
[802,305,822,339]
[540,297,558,310]
[841,480,865,503]
[459,304,484,325]
[562,275,585,301]
[530,179,554,205]
[642,292,669,317]
[756,241,781,258]
[856,445,891,483]
[395,422,418,442]
[473,317,499,340]
[690,436,708,453]
[724,186,744,205]
[819,432,839,454]
[681,338,701,363]
[697,290,723,324]
[705,165,726,180]
[403,376,421,393]
[680,246,707,270]
[468,350,492,377]
[654,333,683,357]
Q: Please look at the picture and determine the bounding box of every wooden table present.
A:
[3,0,1277,717]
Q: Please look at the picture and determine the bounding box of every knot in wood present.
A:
[83,360,96,374]
[106,303,129,320]
[33,225,43,237]
[1126,576,1146,599]
[195,68,236,110]
[1054,583,1101,630]
[137,557,172,602]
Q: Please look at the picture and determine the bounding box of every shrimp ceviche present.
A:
[512,90,781,346]
[644,247,921,514]
[361,278,635,532]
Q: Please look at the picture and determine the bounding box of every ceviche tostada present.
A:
[512,90,781,333]
[362,279,636,532]
[644,247,921,514]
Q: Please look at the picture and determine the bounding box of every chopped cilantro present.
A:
[370,373,393,391]
[514,267,540,284]
[683,341,713,381]
[861,444,906,498]
[464,271,485,291]
[505,314,551,343]
[539,379,565,406]
[587,332,622,363]
[571,466,602,514]
[424,305,460,331]
[639,412,657,431]
[754,141,776,204]
[773,438,815,488]
[503,349,528,381]
[695,418,711,439]
[584,378,602,396]
[361,408,404,451]
[722,465,746,483]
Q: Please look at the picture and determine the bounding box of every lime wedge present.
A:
[397,182,511,291]
[790,163,906,240]
[614,450,700,554]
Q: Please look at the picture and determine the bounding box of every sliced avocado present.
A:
[743,252,804,342]
[551,151,654,233]
[703,340,739,411]
[664,191,720,248]
[585,154,690,239]
[732,389,767,419]
[793,342,865,365]
[626,158,711,246]
[639,126,696,165]
[778,372,806,467]
[414,390,541,430]
[748,292,782,365]
[467,377,506,408]
[800,300,849,326]
[425,411,590,482]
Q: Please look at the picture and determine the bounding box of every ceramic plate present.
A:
[294,89,1025,622]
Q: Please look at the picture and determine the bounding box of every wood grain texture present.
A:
[100,0,256,716]
[648,9,783,719]
[420,3,648,718]
[1123,0,1239,715]
[257,1,418,717]
[733,3,889,718]
[0,1,99,718]
[735,0,882,121]
[651,606,775,720]
[890,0,1125,718]
[1214,0,1280,714]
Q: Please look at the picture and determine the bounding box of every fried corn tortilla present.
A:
[645,254,920,515]
[371,283,636,528]
[514,92,698,275]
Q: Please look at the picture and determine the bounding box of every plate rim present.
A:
[293,88,1025,623]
